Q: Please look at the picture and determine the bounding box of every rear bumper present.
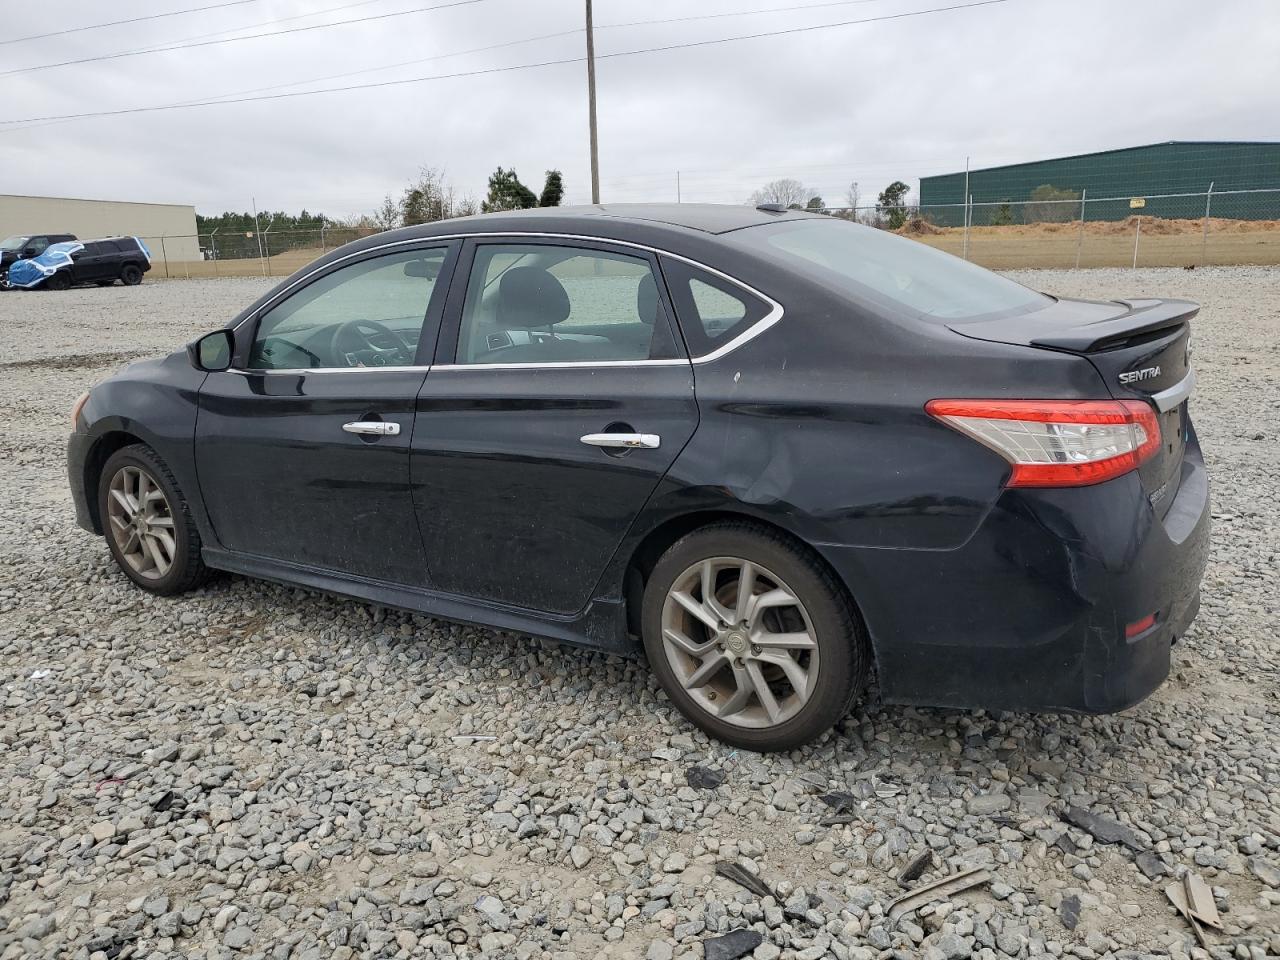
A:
[821,434,1211,715]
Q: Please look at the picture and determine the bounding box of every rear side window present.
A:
[660,257,771,357]
[454,243,681,365]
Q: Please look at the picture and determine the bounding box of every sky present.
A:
[1,0,1277,220]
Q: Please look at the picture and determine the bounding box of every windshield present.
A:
[1,236,30,251]
[732,218,1048,322]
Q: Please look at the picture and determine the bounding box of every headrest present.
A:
[497,266,570,328]
[636,273,658,326]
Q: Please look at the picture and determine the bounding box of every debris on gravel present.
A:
[1061,804,1148,852]
[1,268,1279,958]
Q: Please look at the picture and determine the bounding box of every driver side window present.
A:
[249,248,447,370]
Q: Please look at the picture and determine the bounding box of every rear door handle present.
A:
[342,420,401,437]
[580,432,660,449]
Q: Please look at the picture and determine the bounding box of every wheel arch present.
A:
[82,430,148,533]
[621,508,871,651]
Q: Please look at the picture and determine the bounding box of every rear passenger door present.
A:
[410,238,699,615]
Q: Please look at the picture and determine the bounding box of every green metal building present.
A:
[918,141,1280,226]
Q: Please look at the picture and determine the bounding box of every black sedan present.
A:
[67,204,1209,751]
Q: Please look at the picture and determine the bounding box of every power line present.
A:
[0,0,488,79]
[185,0,900,107]
[602,0,888,31]
[0,0,264,46]
[125,0,396,57]
[0,0,1012,128]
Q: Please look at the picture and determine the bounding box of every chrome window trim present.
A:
[229,231,783,371]
[432,358,689,372]
[1151,367,1196,413]
[227,366,428,375]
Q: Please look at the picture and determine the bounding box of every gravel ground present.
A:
[1,268,1277,960]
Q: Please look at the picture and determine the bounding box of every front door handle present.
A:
[343,420,401,437]
[580,432,660,449]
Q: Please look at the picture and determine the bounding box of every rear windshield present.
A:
[731,218,1048,322]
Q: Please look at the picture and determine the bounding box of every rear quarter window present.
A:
[660,257,772,357]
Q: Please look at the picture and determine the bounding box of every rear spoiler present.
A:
[1029,298,1198,353]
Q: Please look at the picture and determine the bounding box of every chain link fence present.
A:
[131,187,1280,279]
[134,225,383,279]
[827,187,1280,269]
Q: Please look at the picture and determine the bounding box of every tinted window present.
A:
[732,218,1048,322]
[455,243,680,365]
[27,237,51,256]
[81,242,106,256]
[249,248,447,370]
[660,258,771,356]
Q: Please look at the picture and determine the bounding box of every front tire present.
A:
[98,445,208,595]
[641,522,869,752]
[45,271,71,291]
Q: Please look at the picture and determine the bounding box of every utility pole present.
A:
[251,196,266,277]
[585,0,600,204]
[677,170,681,203]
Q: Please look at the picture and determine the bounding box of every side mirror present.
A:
[21,248,36,258]
[70,251,83,261]
[188,329,235,372]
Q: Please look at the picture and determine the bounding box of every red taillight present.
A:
[1125,613,1158,639]
[926,399,1161,488]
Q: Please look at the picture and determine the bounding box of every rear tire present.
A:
[45,271,71,291]
[641,522,869,752]
[98,444,208,595]
[121,264,143,286]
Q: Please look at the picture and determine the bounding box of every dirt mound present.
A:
[955,216,1280,238]
[897,218,941,236]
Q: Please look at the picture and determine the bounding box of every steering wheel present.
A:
[331,319,413,366]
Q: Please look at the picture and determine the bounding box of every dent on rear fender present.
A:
[678,402,1006,552]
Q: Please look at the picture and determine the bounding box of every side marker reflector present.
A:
[1125,613,1157,639]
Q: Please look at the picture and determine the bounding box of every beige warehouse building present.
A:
[0,194,199,263]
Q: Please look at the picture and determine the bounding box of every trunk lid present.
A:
[949,297,1196,515]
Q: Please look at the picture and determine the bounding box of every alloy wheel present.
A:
[106,465,177,580]
[660,556,819,728]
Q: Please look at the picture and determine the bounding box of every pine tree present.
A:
[482,168,539,213]
[539,170,564,207]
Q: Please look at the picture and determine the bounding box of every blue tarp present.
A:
[6,241,82,289]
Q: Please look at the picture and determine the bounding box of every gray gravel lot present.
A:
[1,269,1278,960]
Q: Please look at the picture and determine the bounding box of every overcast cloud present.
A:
[1,0,1277,219]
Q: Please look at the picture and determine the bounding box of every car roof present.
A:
[415,203,824,238]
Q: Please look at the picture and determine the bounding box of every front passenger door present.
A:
[195,243,456,585]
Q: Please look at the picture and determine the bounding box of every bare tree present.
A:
[749,178,811,209]
[371,195,401,231]
[402,167,457,225]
